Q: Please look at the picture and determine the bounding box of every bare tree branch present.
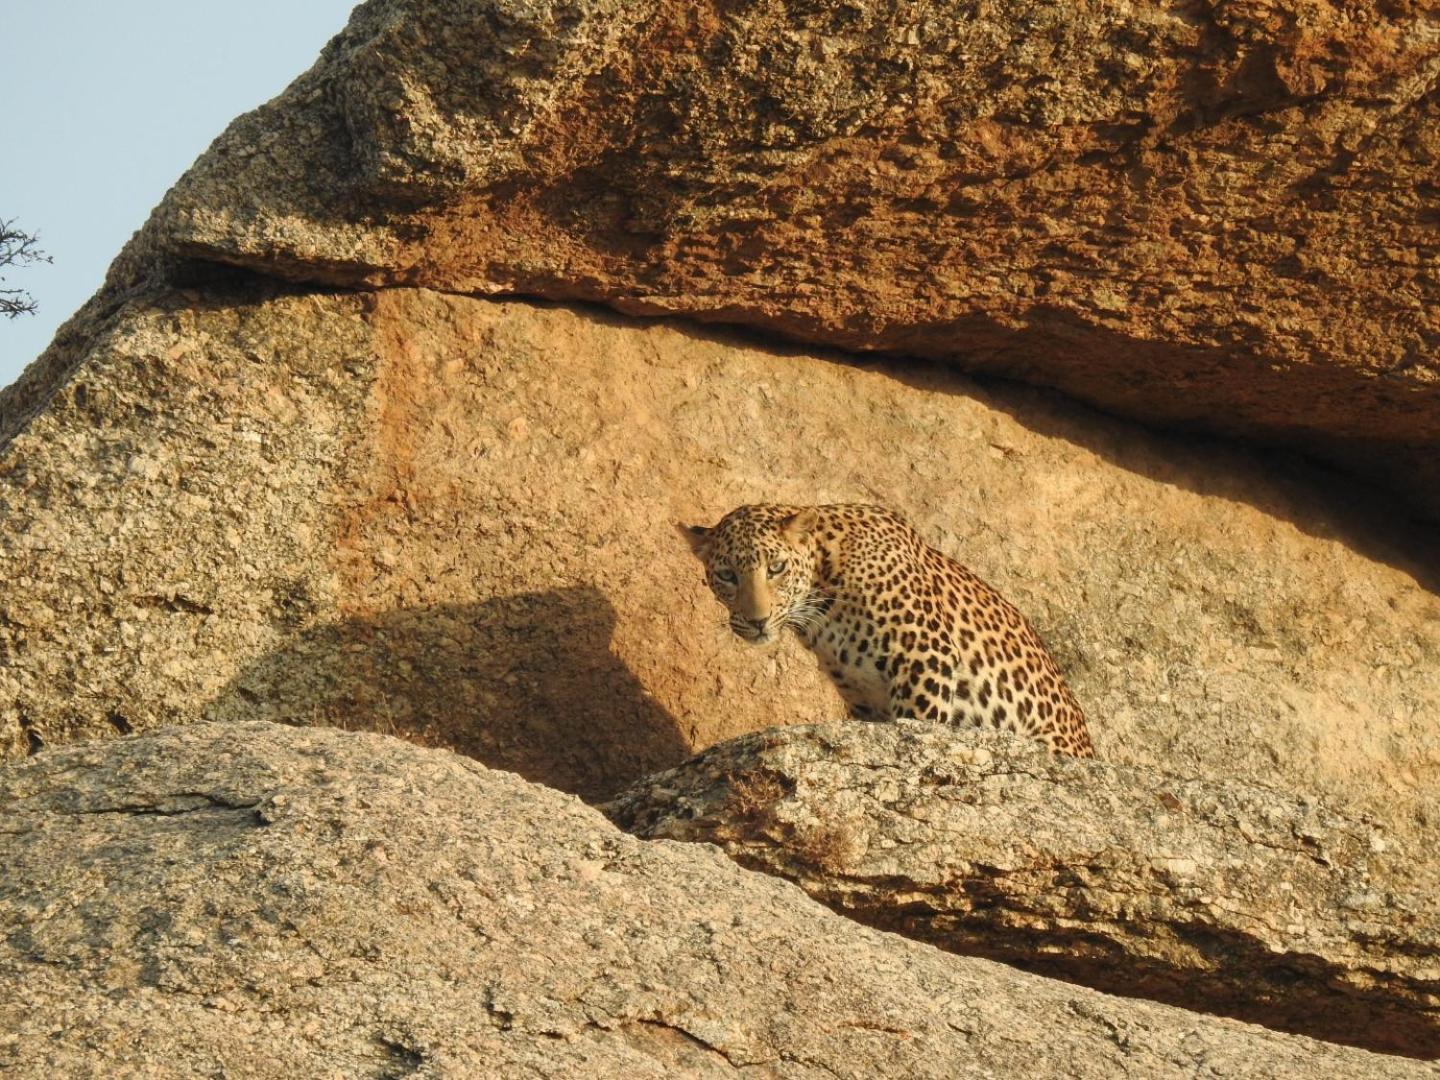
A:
[1,218,53,319]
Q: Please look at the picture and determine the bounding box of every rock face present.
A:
[2,5,1439,1069]
[3,285,1438,836]
[1,721,1433,1078]
[118,0,1440,512]
[607,722,1440,1059]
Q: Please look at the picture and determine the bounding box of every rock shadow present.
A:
[876,355,1440,597]
[527,296,1440,596]
[589,302,1440,596]
[207,586,689,803]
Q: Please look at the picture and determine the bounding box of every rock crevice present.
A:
[607,722,1440,1059]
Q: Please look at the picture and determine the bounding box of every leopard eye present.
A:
[714,567,737,586]
[767,559,788,577]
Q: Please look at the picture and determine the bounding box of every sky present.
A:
[1,1,360,389]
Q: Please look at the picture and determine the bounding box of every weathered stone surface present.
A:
[2,287,1437,841]
[122,0,1440,511]
[2,5,1436,1073]
[607,722,1440,1059]
[1,721,1433,1077]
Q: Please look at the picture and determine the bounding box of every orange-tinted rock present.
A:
[128,0,1440,513]
[3,287,1436,835]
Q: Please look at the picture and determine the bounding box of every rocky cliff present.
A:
[1,0,1438,1073]
[3,286,1436,833]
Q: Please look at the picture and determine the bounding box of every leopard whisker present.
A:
[784,606,828,633]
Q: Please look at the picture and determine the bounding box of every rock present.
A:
[3,286,1438,842]
[606,721,1440,1059]
[0,721,1431,1077]
[119,0,1440,512]
[3,5,1437,1073]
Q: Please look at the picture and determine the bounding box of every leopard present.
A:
[682,503,1094,757]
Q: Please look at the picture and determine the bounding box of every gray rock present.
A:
[1,721,1432,1077]
[607,721,1440,1059]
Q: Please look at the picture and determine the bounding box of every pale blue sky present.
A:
[1,1,360,388]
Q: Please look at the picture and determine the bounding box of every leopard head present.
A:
[681,504,820,645]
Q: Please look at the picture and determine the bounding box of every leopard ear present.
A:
[781,507,819,542]
[678,522,714,560]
